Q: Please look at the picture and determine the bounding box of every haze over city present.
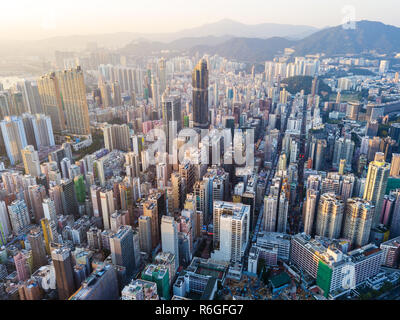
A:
[0,0,399,41]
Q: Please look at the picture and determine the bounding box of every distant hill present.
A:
[0,19,317,57]
[170,19,318,40]
[120,20,400,63]
[120,36,233,56]
[189,37,294,62]
[294,20,400,56]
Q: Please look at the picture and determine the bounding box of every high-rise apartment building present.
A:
[37,72,66,133]
[390,153,400,177]
[138,215,152,256]
[342,198,374,248]
[332,138,354,171]
[161,215,179,271]
[8,200,30,235]
[69,264,119,300]
[363,159,390,226]
[110,225,136,278]
[303,189,319,235]
[52,246,76,300]
[28,228,47,271]
[103,124,131,152]
[315,193,344,239]
[21,145,41,177]
[14,251,30,282]
[211,201,250,263]
[60,179,79,218]
[0,116,27,165]
[56,66,90,135]
[263,195,278,232]
[0,201,11,246]
[389,190,400,238]
[143,201,159,249]
[100,188,115,230]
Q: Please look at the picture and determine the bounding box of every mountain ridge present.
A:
[120,20,400,62]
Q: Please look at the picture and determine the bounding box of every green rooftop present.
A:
[269,272,291,289]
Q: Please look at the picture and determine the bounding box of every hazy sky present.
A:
[0,0,399,40]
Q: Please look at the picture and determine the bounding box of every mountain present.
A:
[295,20,400,55]
[190,37,294,62]
[120,20,400,63]
[120,36,233,56]
[169,19,318,40]
[0,19,318,57]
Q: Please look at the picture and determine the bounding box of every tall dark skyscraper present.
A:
[110,225,136,279]
[192,59,209,129]
[51,247,76,300]
[60,179,79,219]
[28,228,47,272]
[161,93,182,153]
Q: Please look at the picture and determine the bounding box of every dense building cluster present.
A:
[0,42,400,301]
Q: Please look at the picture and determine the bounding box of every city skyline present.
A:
[1,0,400,304]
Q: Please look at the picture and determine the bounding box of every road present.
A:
[288,95,308,235]
[243,99,293,270]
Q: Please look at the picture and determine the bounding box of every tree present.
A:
[281,76,332,96]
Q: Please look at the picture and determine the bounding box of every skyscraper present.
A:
[0,201,11,246]
[55,66,90,135]
[161,215,179,271]
[363,158,390,226]
[192,59,209,129]
[211,201,250,263]
[342,198,374,248]
[28,184,46,223]
[143,201,159,249]
[42,198,57,222]
[303,189,319,235]
[69,264,119,300]
[37,72,66,133]
[315,193,344,239]
[161,93,182,153]
[110,225,136,278]
[21,145,41,177]
[277,192,289,233]
[332,137,354,171]
[99,79,112,108]
[103,124,131,152]
[112,81,123,107]
[18,80,43,115]
[0,116,28,165]
[14,251,30,282]
[28,228,47,271]
[158,58,167,94]
[138,215,152,256]
[100,188,115,230]
[390,153,400,177]
[263,195,278,232]
[389,190,400,238]
[41,218,56,255]
[60,179,79,218]
[8,200,30,235]
[25,113,55,148]
[52,247,76,300]
[347,101,360,121]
